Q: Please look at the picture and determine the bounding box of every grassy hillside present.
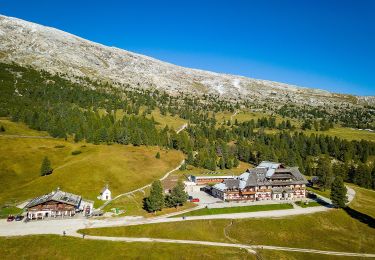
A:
[81,187,375,254]
[214,110,375,142]
[101,109,188,131]
[147,109,188,130]
[349,185,375,218]
[302,127,375,142]
[0,118,49,136]
[0,235,253,260]
[0,121,184,207]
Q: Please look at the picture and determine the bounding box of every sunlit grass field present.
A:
[0,235,254,260]
[0,120,184,207]
[0,118,49,136]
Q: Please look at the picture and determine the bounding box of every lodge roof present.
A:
[24,189,82,209]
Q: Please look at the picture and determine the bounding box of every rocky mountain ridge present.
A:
[0,14,373,106]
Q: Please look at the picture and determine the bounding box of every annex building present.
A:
[211,161,307,201]
[24,188,93,220]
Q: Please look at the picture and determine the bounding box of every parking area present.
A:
[187,190,222,206]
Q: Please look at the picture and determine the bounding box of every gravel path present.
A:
[176,123,188,134]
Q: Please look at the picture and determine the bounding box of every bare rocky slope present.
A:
[0,14,373,106]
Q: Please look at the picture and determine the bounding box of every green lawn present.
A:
[307,186,331,198]
[0,206,23,218]
[0,121,184,207]
[0,235,253,260]
[172,203,293,217]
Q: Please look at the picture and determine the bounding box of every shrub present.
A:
[54,145,65,148]
[71,150,82,155]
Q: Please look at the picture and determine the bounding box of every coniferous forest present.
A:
[1,62,374,190]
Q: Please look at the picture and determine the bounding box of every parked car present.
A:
[308,192,317,199]
[15,215,24,221]
[7,215,15,222]
[191,198,200,202]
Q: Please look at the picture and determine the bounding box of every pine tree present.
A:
[233,157,239,167]
[0,125,5,132]
[40,156,52,176]
[316,156,333,190]
[218,157,225,169]
[164,194,175,208]
[186,150,194,165]
[354,163,372,188]
[143,180,164,212]
[226,158,233,169]
[155,152,161,159]
[169,181,188,207]
[330,176,348,208]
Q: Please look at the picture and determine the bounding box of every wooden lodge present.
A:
[211,161,307,201]
[24,188,93,220]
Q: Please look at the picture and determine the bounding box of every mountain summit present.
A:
[0,15,373,105]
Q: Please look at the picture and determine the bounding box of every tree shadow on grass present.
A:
[344,207,375,228]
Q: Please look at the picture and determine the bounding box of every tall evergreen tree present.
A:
[218,157,225,169]
[40,156,52,176]
[354,163,372,188]
[330,176,348,208]
[143,180,164,213]
[233,157,240,168]
[169,181,188,207]
[316,156,333,190]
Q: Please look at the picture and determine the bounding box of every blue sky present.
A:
[2,0,374,95]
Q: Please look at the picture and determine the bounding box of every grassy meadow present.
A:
[147,108,188,130]
[0,235,254,260]
[0,120,184,207]
[303,127,375,142]
[348,184,375,218]
[0,118,49,136]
